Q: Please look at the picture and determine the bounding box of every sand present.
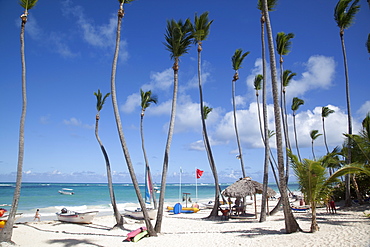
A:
[1,201,370,247]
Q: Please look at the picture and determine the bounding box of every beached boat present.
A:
[56,208,98,224]
[0,213,23,222]
[58,188,74,195]
[124,207,157,220]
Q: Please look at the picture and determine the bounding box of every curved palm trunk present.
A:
[262,0,301,233]
[95,116,125,228]
[259,14,271,222]
[140,114,157,209]
[155,58,179,233]
[310,201,319,232]
[232,79,246,178]
[111,7,156,236]
[197,45,221,218]
[322,118,330,154]
[0,18,27,244]
[311,140,316,160]
[340,32,352,207]
[293,113,302,161]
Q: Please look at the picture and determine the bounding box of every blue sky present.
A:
[1,0,369,184]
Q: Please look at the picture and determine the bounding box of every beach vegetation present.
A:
[94,90,125,229]
[0,0,38,244]
[334,0,360,207]
[110,0,157,237]
[257,0,277,222]
[231,49,250,179]
[155,18,193,233]
[140,89,158,209]
[310,130,322,160]
[261,0,302,233]
[191,12,223,219]
[289,149,340,232]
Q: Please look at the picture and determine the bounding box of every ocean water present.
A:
[0,182,298,221]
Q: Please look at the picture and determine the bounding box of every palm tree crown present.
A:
[334,0,360,34]
[192,12,213,47]
[276,32,295,57]
[282,70,296,90]
[94,89,110,113]
[257,0,278,11]
[164,19,193,61]
[291,97,304,115]
[140,89,158,116]
[232,49,250,72]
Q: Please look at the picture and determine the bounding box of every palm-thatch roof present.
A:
[222,177,277,198]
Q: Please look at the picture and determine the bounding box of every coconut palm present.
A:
[282,70,296,150]
[261,0,301,233]
[291,97,304,161]
[310,130,322,160]
[254,74,264,139]
[288,150,338,232]
[155,18,192,232]
[110,0,156,236]
[140,89,158,209]
[334,0,360,207]
[257,0,277,222]
[0,0,38,243]
[191,12,222,218]
[94,90,124,228]
[231,49,250,178]
[322,106,335,155]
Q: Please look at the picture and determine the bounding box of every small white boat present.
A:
[124,207,157,220]
[56,208,98,224]
[0,213,23,222]
[58,188,74,195]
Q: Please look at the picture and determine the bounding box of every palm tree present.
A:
[254,74,264,139]
[334,0,360,207]
[291,97,304,161]
[261,0,301,233]
[231,49,250,178]
[0,0,38,243]
[289,150,338,232]
[110,0,156,236]
[140,89,158,209]
[282,69,296,151]
[310,130,322,160]
[94,90,124,228]
[155,18,192,233]
[191,12,221,218]
[322,106,335,155]
[257,0,277,222]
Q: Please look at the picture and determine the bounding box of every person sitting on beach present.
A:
[232,198,242,215]
[34,209,40,222]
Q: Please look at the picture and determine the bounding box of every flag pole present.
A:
[195,167,198,203]
[179,167,182,203]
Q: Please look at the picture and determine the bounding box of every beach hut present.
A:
[222,177,276,218]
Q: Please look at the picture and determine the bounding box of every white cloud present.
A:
[287,55,335,99]
[142,68,173,92]
[120,93,140,113]
[357,101,370,117]
[63,117,93,129]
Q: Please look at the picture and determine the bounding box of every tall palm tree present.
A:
[261,0,301,233]
[257,0,277,222]
[254,74,264,139]
[291,97,304,161]
[231,49,250,178]
[322,106,335,154]
[140,89,158,209]
[0,0,38,243]
[94,90,124,228]
[334,0,360,207]
[191,12,221,218]
[155,18,192,232]
[310,130,322,160]
[282,70,296,151]
[110,0,156,236]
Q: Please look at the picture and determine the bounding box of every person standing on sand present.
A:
[329,198,337,214]
[34,209,40,222]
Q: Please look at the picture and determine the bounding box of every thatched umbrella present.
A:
[222,177,277,218]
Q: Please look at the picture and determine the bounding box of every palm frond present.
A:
[164,19,193,60]
[257,0,278,11]
[282,70,296,87]
[334,0,360,30]
[276,32,295,56]
[310,130,322,141]
[322,106,335,118]
[19,0,38,10]
[253,74,263,91]
[231,49,250,71]
[193,12,213,43]
[291,97,304,112]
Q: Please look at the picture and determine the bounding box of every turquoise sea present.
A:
[0,182,298,222]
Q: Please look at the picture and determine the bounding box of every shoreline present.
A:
[2,200,369,247]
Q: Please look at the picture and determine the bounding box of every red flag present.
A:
[196,169,204,179]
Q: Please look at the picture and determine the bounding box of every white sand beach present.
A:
[2,201,370,247]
